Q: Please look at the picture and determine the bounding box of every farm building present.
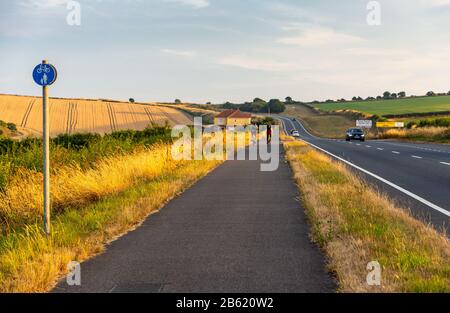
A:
[214,109,252,127]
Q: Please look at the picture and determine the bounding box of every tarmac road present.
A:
[54,146,335,293]
[279,116,450,235]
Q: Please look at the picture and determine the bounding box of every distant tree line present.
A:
[222,98,287,114]
[313,90,450,104]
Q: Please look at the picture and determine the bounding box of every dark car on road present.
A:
[346,128,365,142]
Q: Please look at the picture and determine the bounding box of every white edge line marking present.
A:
[303,140,450,217]
[440,162,450,166]
[279,117,450,218]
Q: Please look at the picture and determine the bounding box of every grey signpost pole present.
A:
[33,60,57,236]
[42,60,51,236]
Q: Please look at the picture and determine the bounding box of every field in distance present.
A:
[313,96,450,116]
[0,94,192,137]
[283,103,358,138]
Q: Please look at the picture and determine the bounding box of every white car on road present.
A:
[291,130,300,138]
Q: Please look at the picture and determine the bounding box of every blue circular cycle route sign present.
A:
[32,63,57,86]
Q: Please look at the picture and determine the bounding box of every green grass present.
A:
[313,96,450,116]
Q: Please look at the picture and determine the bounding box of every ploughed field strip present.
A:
[54,146,335,293]
[0,94,192,136]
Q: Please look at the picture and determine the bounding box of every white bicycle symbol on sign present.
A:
[36,64,51,74]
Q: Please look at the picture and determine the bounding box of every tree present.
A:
[398,91,406,98]
[383,91,391,99]
[366,97,375,101]
[285,96,293,104]
[7,123,17,132]
[174,99,182,104]
[391,93,397,99]
[426,91,435,97]
[240,102,255,113]
[267,99,286,114]
[253,98,265,103]
[376,96,382,100]
[129,98,135,103]
[352,97,358,101]
[223,102,238,109]
[206,102,211,105]
[447,91,450,95]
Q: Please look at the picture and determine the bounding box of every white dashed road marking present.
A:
[279,116,450,217]
[392,151,400,154]
[377,141,450,155]
[377,148,384,151]
[412,156,423,159]
[301,140,450,218]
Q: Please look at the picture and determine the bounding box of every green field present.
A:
[313,96,450,116]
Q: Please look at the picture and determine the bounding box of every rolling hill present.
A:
[0,94,192,137]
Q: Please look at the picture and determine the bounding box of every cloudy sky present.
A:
[1,0,450,103]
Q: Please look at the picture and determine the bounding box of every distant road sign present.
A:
[32,63,57,86]
[356,120,373,128]
[376,121,404,128]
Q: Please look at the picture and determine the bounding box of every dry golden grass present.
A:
[0,94,192,137]
[0,158,221,292]
[0,144,178,227]
[284,140,450,292]
[0,130,254,292]
[379,127,450,141]
[174,104,218,115]
[0,142,222,292]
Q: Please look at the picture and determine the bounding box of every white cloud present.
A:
[217,56,300,72]
[426,0,450,6]
[162,49,196,57]
[268,3,329,23]
[278,27,364,46]
[19,0,68,8]
[164,0,210,9]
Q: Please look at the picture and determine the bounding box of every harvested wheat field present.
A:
[0,94,192,137]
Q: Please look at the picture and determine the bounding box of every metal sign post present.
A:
[33,60,57,236]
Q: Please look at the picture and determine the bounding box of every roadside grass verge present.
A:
[0,156,221,292]
[379,127,450,144]
[283,139,450,292]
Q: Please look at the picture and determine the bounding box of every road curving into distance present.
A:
[279,116,450,236]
